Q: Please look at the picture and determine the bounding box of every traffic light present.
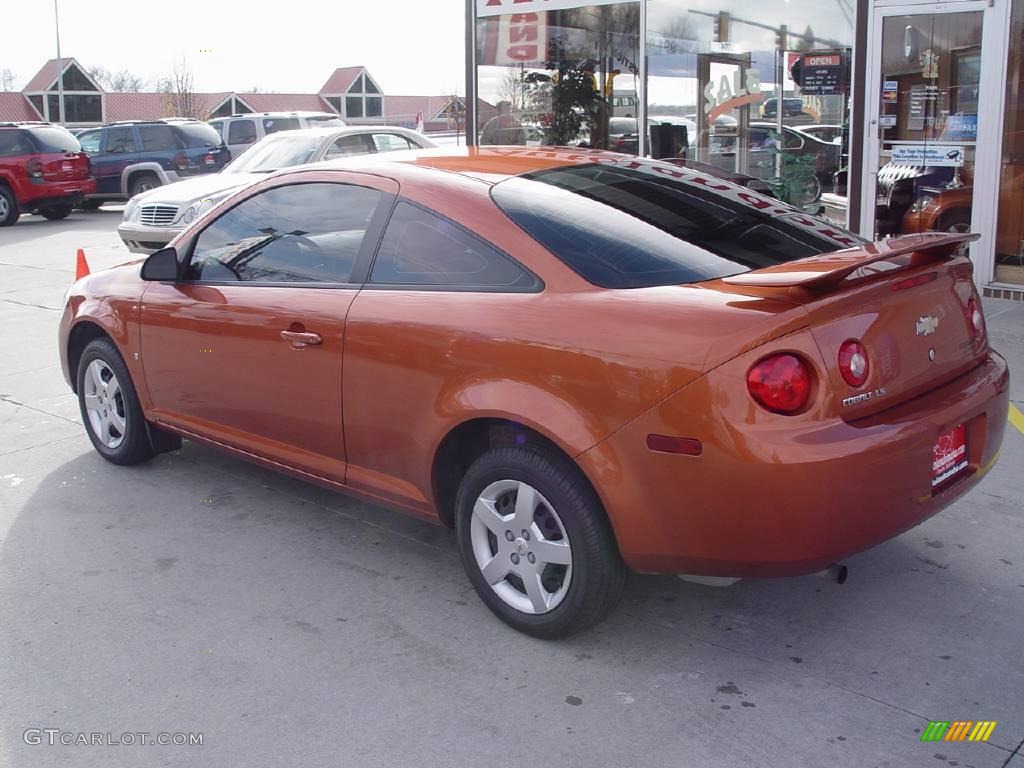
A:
[775,24,789,51]
[713,12,730,43]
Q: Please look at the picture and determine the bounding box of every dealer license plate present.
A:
[932,424,968,487]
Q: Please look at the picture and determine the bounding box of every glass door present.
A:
[862,1,1004,269]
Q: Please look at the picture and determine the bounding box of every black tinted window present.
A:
[0,130,35,156]
[29,126,81,153]
[262,117,301,135]
[138,124,178,151]
[174,122,222,147]
[370,202,535,289]
[491,160,865,289]
[187,183,382,284]
[104,127,136,154]
[227,120,256,144]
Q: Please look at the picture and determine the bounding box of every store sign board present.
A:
[477,0,621,18]
[794,51,846,95]
[493,11,548,64]
[890,144,965,166]
[879,114,897,128]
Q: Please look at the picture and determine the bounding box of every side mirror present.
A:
[140,247,179,281]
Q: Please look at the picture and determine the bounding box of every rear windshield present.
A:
[28,126,81,153]
[173,122,223,148]
[490,160,866,289]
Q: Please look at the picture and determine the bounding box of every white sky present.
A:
[2,0,467,96]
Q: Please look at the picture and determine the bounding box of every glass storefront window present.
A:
[475,3,640,150]
[995,0,1024,285]
[646,1,853,212]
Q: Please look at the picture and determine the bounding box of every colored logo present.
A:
[921,721,997,742]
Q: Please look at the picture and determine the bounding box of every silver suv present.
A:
[208,112,345,158]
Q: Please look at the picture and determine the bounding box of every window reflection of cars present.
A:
[117,127,435,254]
[797,124,844,144]
[706,121,841,192]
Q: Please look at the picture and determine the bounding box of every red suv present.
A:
[0,122,95,226]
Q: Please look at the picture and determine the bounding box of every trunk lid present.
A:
[723,232,987,420]
[39,151,90,182]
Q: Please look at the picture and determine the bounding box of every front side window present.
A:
[262,118,301,136]
[186,183,383,284]
[491,160,865,289]
[76,129,101,155]
[104,127,136,154]
[227,120,256,145]
[324,134,373,159]
[369,201,535,289]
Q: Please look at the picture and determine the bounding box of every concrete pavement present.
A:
[1,210,1022,768]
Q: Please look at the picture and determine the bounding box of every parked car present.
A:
[707,121,842,197]
[797,124,844,144]
[761,97,814,124]
[60,147,1007,638]
[118,126,435,254]
[0,121,94,226]
[75,119,230,206]
[208,112,345,158]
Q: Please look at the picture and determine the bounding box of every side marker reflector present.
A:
[647,434,702,456]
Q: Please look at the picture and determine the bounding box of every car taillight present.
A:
[966,298,984,339]
[25,158,43,178]
[746,354,812,414]
[174,153,189,171]
[837,339,869,387]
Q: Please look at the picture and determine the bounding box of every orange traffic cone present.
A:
[75,248,90,280]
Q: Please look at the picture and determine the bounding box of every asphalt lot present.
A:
[1,208,1023,768]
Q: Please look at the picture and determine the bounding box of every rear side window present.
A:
[227,120,256,145]
[372,133,414,152]
[208,120,224,137]
[370,201,536,289]
[186,182,382,284]
[104,127,136,154]
[174,122,223,148]
[28,126,81,153]
[490,161,865,289]
[263,117,301,135]
[0,130,34,156]
[138,124,178,151]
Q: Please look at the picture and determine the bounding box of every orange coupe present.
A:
[58,148,1009,638]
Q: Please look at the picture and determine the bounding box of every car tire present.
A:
[129,173,160,198]
[0,185,19,227]
[455,444,625,639]
[41,205,73,221]
[938,210,971,234]
[76,338,155,466]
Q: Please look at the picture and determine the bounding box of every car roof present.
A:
[271,145,630,186]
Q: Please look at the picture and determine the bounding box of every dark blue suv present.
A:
[75,119,230,205]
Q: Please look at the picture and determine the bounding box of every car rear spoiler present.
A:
[722,232,979,290]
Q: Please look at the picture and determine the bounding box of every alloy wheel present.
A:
[470,479,573,614]
[0,196,9,222]
[82,359,127,449]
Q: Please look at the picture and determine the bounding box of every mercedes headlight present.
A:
[181,206,197,225]
[124,199,138,222]
[130,204,141,222]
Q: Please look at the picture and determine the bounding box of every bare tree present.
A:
[156,59,202,119]
[89,65,147,92]
[496,67,525,112]
[442,91,466,144]
[661,15,695,47]
[1,68,17,91]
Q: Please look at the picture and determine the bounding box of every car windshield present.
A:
[29,126,81,153]
[224,133,322,174]
[174,122,224,148]
[491,160,867,289]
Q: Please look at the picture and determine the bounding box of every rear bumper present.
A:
[20,178,96,208]
[117,222,182,254]
[578,350,1009,576]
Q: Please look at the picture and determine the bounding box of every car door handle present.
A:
[280,330,322,347]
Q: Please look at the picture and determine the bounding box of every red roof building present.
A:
[0,59,489,134]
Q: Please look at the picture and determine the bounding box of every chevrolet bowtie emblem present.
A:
[916,315,939,336]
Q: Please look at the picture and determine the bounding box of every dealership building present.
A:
[466,0,1024,297]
